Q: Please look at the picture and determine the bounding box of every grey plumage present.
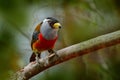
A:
[40,19,58,40]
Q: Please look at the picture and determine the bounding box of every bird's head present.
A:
[40,17,62,40]
[43,17,61,29]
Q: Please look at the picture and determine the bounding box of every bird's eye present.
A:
[48,20,51,24]
[48,20,55,27]
[48,20,52,24]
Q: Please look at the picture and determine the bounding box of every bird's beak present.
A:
[53,23,61,29]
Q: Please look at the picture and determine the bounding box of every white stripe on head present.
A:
[43,19,49,23]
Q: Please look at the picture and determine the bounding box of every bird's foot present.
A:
[35,55,41,64]
[48,52,60,64]
[48,49,59,57]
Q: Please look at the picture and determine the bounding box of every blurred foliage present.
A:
[0,0,120,80]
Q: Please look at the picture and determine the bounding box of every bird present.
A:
[30,17,62,63]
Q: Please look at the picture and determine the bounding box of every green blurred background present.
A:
[0,0,120,80]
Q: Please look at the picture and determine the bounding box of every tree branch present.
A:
[15,30,120,80]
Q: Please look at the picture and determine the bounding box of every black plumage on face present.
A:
[47,17,59,28]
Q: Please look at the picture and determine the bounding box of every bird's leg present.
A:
[48,49,59,58]
[35,52,41,64]
[35,53,39,63]
[48,49,57,55]
[48,49,59,63]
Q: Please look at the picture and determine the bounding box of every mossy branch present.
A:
[15,30,120,80]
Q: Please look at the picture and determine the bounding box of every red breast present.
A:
[33,33,58,51]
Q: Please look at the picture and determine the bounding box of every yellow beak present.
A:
[53,23,61,29]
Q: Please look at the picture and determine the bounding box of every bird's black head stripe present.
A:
[47,17,59,28]
[47,17,59,22]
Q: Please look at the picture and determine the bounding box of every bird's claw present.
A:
[48,52,60,64]
[35,56,41,64]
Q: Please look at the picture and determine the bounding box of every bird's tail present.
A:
[29,52,40,62]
